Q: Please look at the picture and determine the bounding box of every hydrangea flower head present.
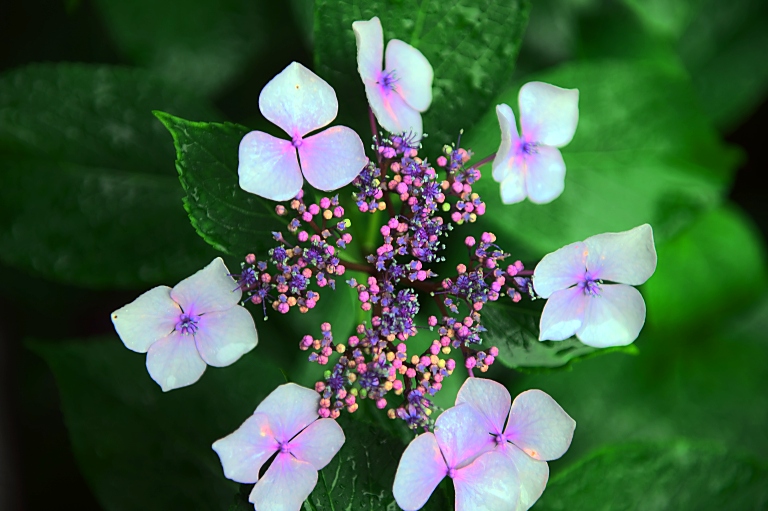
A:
[456,377,575,511]
[534,224,657,347]
[111,257,258,391]
[492,82,579,204]
[353,16,433,138]
[393,403,520,511]
[238,62,368,201]
[212,383,345,511]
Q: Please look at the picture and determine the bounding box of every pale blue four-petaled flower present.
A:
[111,257,258,391]
[492,82,579,204]
[353,16,434,139]
[213,383,345,511]
[238,62,368,202]
[534,224,658,347]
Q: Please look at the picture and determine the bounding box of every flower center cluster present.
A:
[580,275,602,296]
[378,70,398,91]
[175,313,200,336]
[519,140,537,155]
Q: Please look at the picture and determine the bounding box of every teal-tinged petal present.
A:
[170,257,242,315]
[576,283,647,347]
[504,389,575,461]
[435,404,493,469]
[352,17,384,83]
[249,453,318,511]
[455,377,510,437]
[238,130,303,201]
[212,412,278,484]
[194,306,258,367]
[393,433,447,511]
[385,39,433,112]
[111,285,179,353]
[365,79,423,138]
[453,451,519,511]
[524,145,566,204]
[585,223,657,285]
[499,169,527,205]
[539,286,588,341]
[533,241,588,298]
[500,444,549,511]
[288,418,344,471]
[298,125,367,192]
[491,104,520,183]
[518,81,579,148]
[254,383,319,443]
[145,331,206,391]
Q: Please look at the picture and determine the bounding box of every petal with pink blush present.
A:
[258,62,338,138]
[504,389,576,461]
[288,418,345,471]
[194,306,258,367]
[533,241,588,299]
[111,285,179,353]
[584,224,657,285]
[435,404,493,469]
[491,104,520,183]
[385,39,433,112]
[518,81,579,148]
[145,332,206,391]
[455,377,511,436]
[453,451,519,511]
[365,81,423,137]
[539,286,588,341]
[254,383,319,443]
[211,412,278,484]
[238,130,304,202]
[352,17,384,83]
[170,257,242,315]
[393,433,447,511]
[524,145,566,204]
[249,453,318,511]
[576,284,647,347]
[298,126,367,191]
[499,168,527,205]
[501,444,549,511]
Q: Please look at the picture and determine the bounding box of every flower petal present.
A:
[518,81,579,148]
[254,383,319,443]
[453,451,519,511]
[499,170,527,205]
[212,412,278,484]
[576,283,647,347]
[455,377,511,437]
[524,145,566,204]
[500,444,549,511]
[194,306,258,367]
[504,389,575,461]
[435,404,493,469]
[259,62,338,138]
[533,241,589,299]
[145,332,206,391]
[385,39,433,112]
[288,418,345,471]
[352,17,384,83]
[365,81,423,138]
[111,285,179,353]
[491,104,520,183]
[249,453,318,511]
[170,257,242,315]
[584,223,657,285]
[539,286,588,341]
[298,126,367,191]
[238,130,304,201]
[393,432,447,511]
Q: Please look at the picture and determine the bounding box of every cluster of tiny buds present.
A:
[230,192,352,316]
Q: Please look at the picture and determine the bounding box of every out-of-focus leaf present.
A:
[465,59,740,257]
[154,112,285,257]
[481,299,637,372]
[534,441,768,510]
[92,0,266,95]
[0,63,219,288]
[29,336,285,511]
[313,0,531,155]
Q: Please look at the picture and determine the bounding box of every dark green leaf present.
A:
[313,0,531,154]
[154,112,285,257]
[534,441,768,511]
[0,63,220,288]
[464,59,740,257]
[93,0,267,95]
[481,299,636,372]
[29,336,286,511]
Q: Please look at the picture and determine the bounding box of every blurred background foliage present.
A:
[0,0,766,509]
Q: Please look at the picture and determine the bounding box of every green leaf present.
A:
[154,112,285,257]
[0,63,220,288]
[481,300,637,372]
[92,0,267,95]
[313,0,531,154]
[464,59,741,257]
[29,336,286,511]
[534,441,768,510]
